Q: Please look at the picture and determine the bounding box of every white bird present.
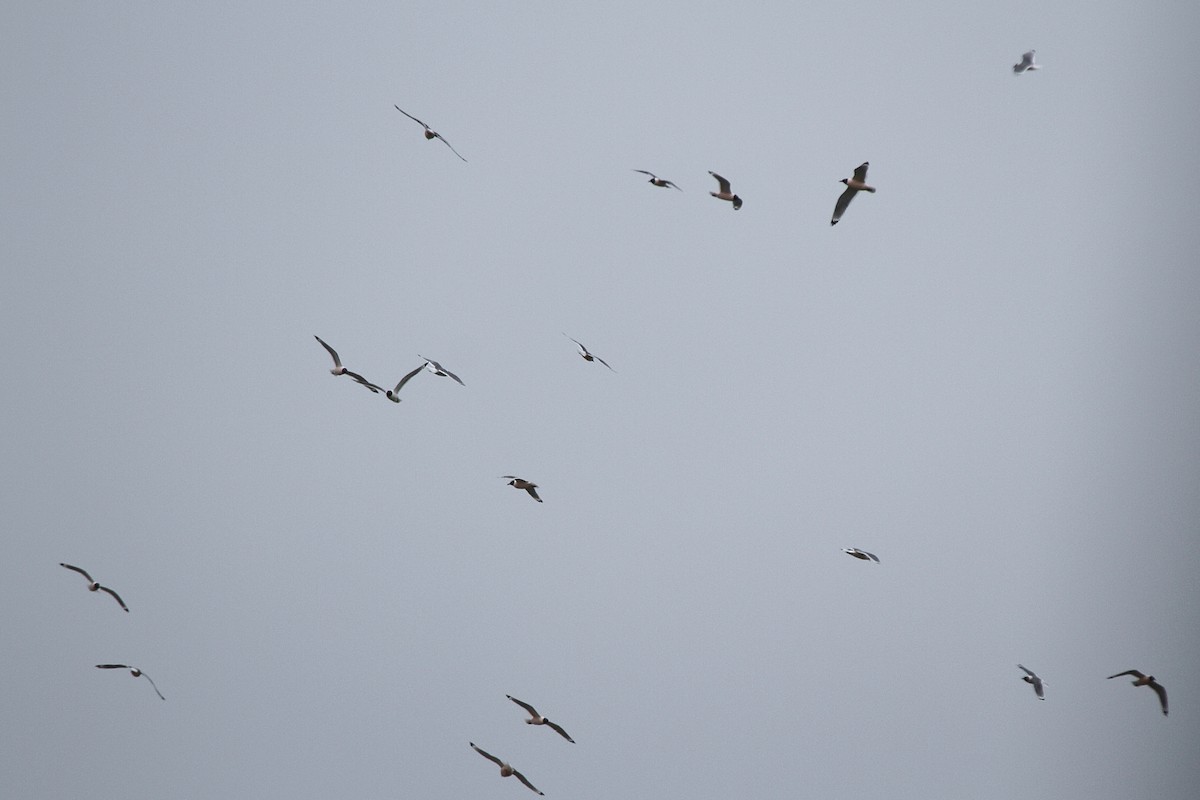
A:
[632,169,681,190]
[385,365,424,403]
[314,335,350,376]
[469,743,543,795]
[1013,50,1040,74]
[507,695,575,742]
[1017,664,1045,699]
[95,664,165,700]
[502,476,542,503]
[1107,670,1168,716]
[564,334,614,371]
[842,548,880,563]
[418,355,465,386]
[831,162,875,225]
[394,105,467,161]
[708,171,742,209]
[59,563,129,612]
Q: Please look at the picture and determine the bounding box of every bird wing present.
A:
[507,695,539,716]
[663,180,682,190]
[99,585,129,612]
[433,133,468,162]
[545,720,575,743]
[470,743,504,766]
[344,371,383,393]
[394,105,430,129]
[513,770,543,795]
[392,365,424,395]
[95,664,131,670]
[594,355,615,371]
[831,186,857,225]
[564,334,588,353]
[141,672,166,700]
[632,169,656,178]
[526,486,543,502]
[852,162,870,182]
[863,551,880,562]
[1107,670,1145,680]
[60,563,94,582]
[1032,677,1044,698]
[1017,664,1036,678]
[501,475,520,480]
[1149,682,1168,715]
[440,366,466,386]
[314,336,342,368]
[709,171,732,193]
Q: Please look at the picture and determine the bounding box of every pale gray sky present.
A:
[3,2,1199,798]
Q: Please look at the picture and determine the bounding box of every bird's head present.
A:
[732,196,743,210]
[840,178,851,186]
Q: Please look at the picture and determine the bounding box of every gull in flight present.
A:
[385,365,424,403]
[502,476,542,503]
[394,105,467,162]
[418,356,465,386]
[59,563,129,612]
[1017,664,1045,699]
[632,170,681,190]
[507,695,576,742]
[842,548,880,563]
[1107,670,1168,716]
[708,171,742,209]
[564,334,614,371]
[1013,50,1040,74]
[95,664,165,700]
[831,162,875,225]
[469,743,543,795]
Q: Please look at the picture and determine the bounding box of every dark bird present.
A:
[502,476,542,503]
[95,664,164,700]
[394,105,467,162]
[831,161,875,225]
[632,169,681,190]
[59,563,129,612]
[842,548,880,563]
[469,743,543,795]
[1018,664,1045,699]
[564,334,615,371]
[507,695,575,742]
[1107,670,1168,716]
[708,171,742,209]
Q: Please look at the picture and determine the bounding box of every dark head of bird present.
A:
[732,196,743,210]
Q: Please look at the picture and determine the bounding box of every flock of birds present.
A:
[62,43,1169,796]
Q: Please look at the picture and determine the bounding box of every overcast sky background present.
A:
[3,2,1199,798]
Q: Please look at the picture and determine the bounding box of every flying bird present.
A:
[564,334,615,371]
[1107,670,1168,716]
[1013,50,1040,74]
[632,169,681,190]
[314,335,350,376]
[502,476,542,503]
[507,695,576,742]
[842,548,880,563]
[708,171,742,209]
[95,664,165,700]
[385,365,424,403]
[1017,664,1045,699]
[394,105,467,162]
[59,563,129,612]
[469,743,543,795]
[418,356,465,386]
[831,162,875,225]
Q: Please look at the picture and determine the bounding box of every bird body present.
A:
[708,171,742,209]
[502,476,542,502]
[1108,670,1168,715]
[633,169,681,190]
[1018,664,1045,699]
[842,548,880,563]
[1013,50,1040,74]
[831,162,875,225]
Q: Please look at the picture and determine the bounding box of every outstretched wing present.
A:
[433,133,468,162]
[512,770,544,795]
[709,171,732,193]
[60,563,94,583]
[95,664,131,670]
[507,695,539,716]
[470,742,504,767]
[593,355,616,372]
[140,672,166,700]
[345,371,384,393]
[391,365,424,395]
[852,162,870,182]
[545,720,575,743]
[632,169,656,178]
[99,585,130,612]
[440,365,466,386]
[314,335,342,368]
[831,186,857,225]
[394,105,430,130]
[663,180,682,190]
[525,486,543,503]
[1107,670,1145,680]
[1149,682,1168,716]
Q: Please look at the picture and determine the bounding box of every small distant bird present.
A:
[59,563,129,612]
[1107,670,1168,716]
[708,171,743,209]
[95,664,165,700]
[507,695,575,743]
[831,162,875,225]
[842,548,880,563]
[394,105,467,162]
[314,335,350,376]
[1017,664,1045,699]
[564,334,614,371]
[385,365,424,403]
[632,169,681,190]
[1013,50,1040,74]
[418,355,465,386]
[469,743,543,795]
[502,476,542,503]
